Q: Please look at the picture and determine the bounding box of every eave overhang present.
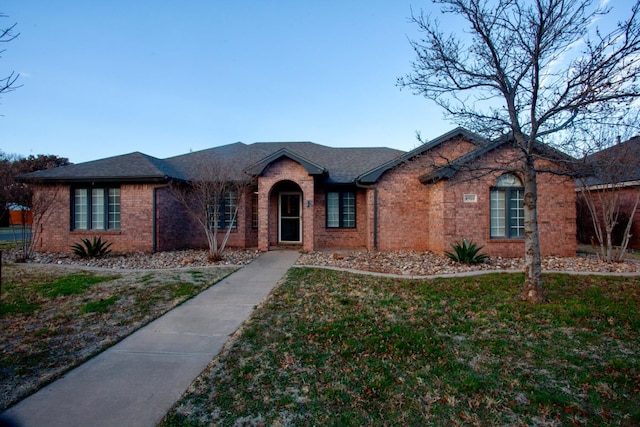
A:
[15,175,171,185]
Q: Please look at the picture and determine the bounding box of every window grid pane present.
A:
[208,197,220,229]
[74,189,88,230]
[92,189,105,229]
[490,190,506,237]
[342,192,355,228]
[225,192,237,229]
[509,189,524,237]
[108,188,121,230]
[327,192,340,228]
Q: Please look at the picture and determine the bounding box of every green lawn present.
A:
[162,268,640,426]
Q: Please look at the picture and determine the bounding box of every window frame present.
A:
[71,186,121,231]
[208,191,238,230]
[490,174,524,239]
[326,190,356,229]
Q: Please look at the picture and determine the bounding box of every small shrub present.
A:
[445,238,488,264]
[71,237,113,258]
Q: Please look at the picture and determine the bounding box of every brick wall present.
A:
[155,186,257,252]
[313,188,368,249]
[372,139,576,257]
[440,154,576,258]
[374,138,476,252]
[34,183,158,253]
[257,158,315,252]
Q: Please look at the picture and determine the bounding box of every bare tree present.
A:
[22,184,62,260]
[0,13,19,100]
[170,157,252,261]
[2,153,69,259]
[399,0,640,303]
[576,112,640,262]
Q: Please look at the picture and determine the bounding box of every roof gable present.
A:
[357,127,486,184]
[419,137,507,184]
[418,134,578,184]
[244,148,327,176]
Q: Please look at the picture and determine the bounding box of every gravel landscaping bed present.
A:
[296,249,640,276]
[2,248,261,270]
[3,247,639,275]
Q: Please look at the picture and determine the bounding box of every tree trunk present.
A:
[522,163,547,303]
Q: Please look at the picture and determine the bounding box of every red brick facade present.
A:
[35,183,158,253]
[31,137,577,258]
[372,141,576,257]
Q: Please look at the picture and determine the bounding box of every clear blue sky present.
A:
[0,1,629,164]
[0,1,449,164]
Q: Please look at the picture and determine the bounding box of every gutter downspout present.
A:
[356,181,378,250]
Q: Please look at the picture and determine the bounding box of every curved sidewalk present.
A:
[2,250,300,427]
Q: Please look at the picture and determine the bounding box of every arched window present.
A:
[490,173,524,238]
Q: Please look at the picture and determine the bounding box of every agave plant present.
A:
[444,238,488,264]
[71,236,113,258]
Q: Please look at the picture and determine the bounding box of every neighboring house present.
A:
[576,136,640,250]
[18,127,577,257]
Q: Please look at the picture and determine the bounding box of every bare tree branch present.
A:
[0,14,19,99]
[399,0,640,303]
[169,156,252,261]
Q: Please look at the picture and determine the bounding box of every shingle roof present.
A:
[16,152,181,183]
[583,136,640,186]
[17,141,404,185]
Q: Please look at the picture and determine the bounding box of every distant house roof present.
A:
[17,141,404,185]
[582,136,640,187]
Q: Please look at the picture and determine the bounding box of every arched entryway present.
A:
[272,180,304,246]
[256,157,316,252]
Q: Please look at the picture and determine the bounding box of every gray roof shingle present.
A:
[17,141,405,185]
[16,152,181,183]
[583,136,640,186]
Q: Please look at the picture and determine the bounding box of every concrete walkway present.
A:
[2,250,300,427]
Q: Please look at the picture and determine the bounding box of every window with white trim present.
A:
[72,187,120,230]
[326,191,356,228]
[490,174,524,238]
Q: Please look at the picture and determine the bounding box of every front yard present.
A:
[163,268,640,426]
[0,263,236,410]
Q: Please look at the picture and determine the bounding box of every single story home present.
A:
[18,127,577,257]
[576,136,640,250]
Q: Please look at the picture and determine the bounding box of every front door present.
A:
[279,192,302,243]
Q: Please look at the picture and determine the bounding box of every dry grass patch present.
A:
[0,263,235,410]
[163,268,640,426]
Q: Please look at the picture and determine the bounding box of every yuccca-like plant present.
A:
[71,236,113,258]
[445,238,488,264]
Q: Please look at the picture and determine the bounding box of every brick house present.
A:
[577,136,640,250]
[18,127,577,257]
